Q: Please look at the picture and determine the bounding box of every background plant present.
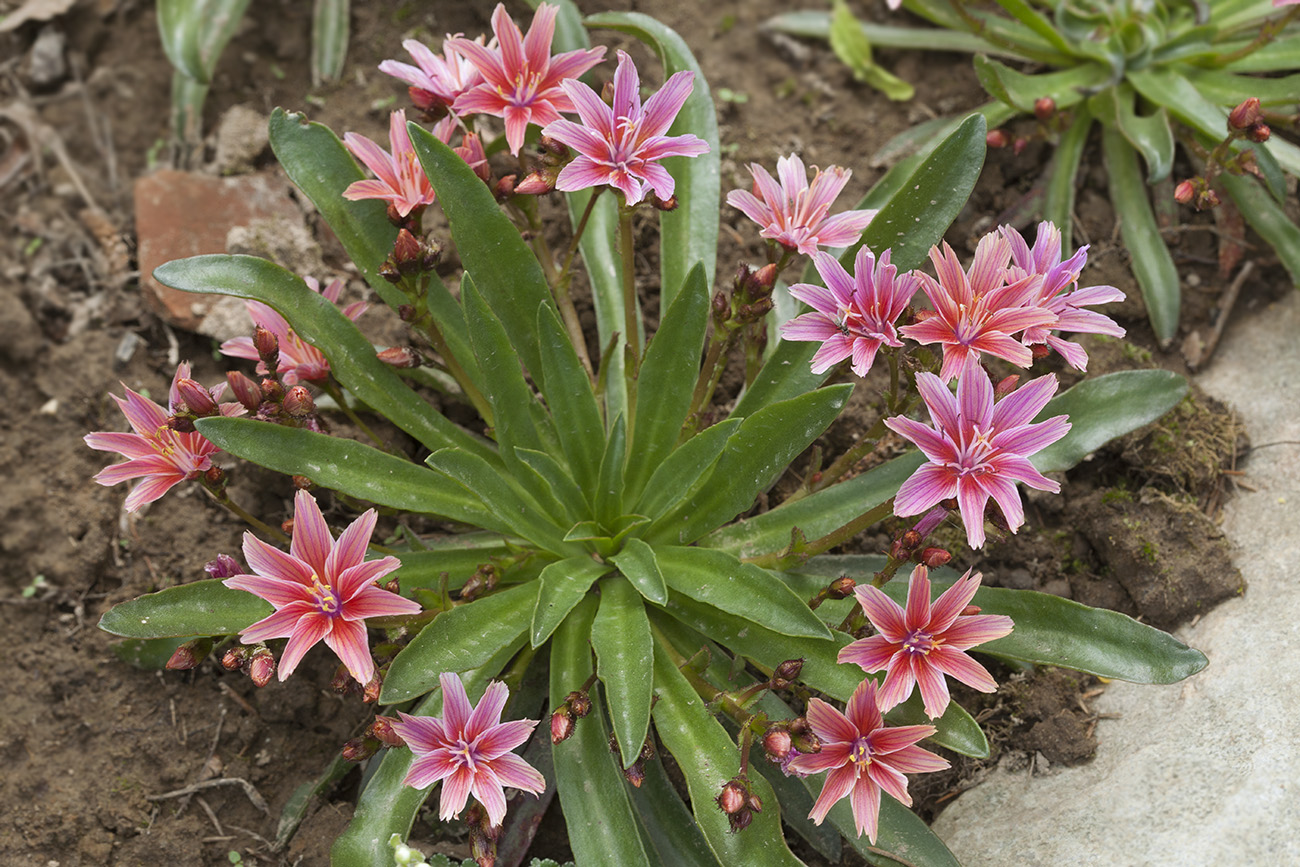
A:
[770,0,1300,346]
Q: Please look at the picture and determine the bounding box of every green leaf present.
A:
[1180,68,1300,108]
[829,0,914,101]
[550,596,655,867]
[393,535,510,593]
[1043,105,1093,252]
[991,0,1078,57]
[655,546,832,639]
[626,263,710,502]
[407,123,554,381]
[633,418,740,520]
[537,303,605,493]
[592,576,655,767]
[1101,128,1181,346]
[1089,84,1175,182]
[157,0,249,83]
[701,452,924,560]
[267,109,404,309]
[1220,171,1300,286]
[1032,369,1188,473]
[594,413,628,525]
[310,0,349,86]
[650,644,804,866]
[585,12,721,303]
[158,254,488,457]
[627,756,722,867]
[516,449,588,524]
[99,579,271,639]
[881,578,1207,683]
[196,417,494,526]
[275,754,352,851]
[734,114,986,416]
[766,10,1016,58]
[532,557,611,647]
[610,537,668,605]
[111,636,190,670]
[650,385,853,544]
[973,55,1111,113]
[381,581,538,703]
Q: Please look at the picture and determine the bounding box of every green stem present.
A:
[400,282,494,425]
[745,498,896,570]
[204,481,288,543]
[323,381,385,449]
[685,330,736,435]
[618,203,641,363]
[523,199,595,379]
[1212,7,1299,66]
[558,188,603,283]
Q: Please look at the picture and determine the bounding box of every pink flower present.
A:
[449,3,605,156]
[342,109,439,217]
[1274,0,1298,7]
[542,50,709,206]
[1000,221,1125,371]
[224,490,422,684]
[840,565,1014,718]
[727,154,876,255]
[900,234,1055,382]
[379,35,489,115]
[786,678,948,841]
[781,247,919,376]
[885,364,1070,548]
[220,276,365,385]
[392,672,546,828]
[85,363,241,511]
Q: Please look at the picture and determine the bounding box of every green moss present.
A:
[1101,486,1134,505]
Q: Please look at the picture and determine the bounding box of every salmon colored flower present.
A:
[85,363,242,511]
[342,109,439,217]
[900,233,1055,382]
[542,50,709,205]
[781,247,920,376]
[220,276,365,385]
[885,364,1070,549]
[840,565,1014,718]
[392,672,546,828]
[224,490,421,684]
[1000,221,1126,371]
[727,153,876,255]
[379,35,489,116]
[449,3,605,156]
[786,678,948,841]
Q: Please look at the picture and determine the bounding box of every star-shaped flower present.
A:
[840,565,1014,718]
[449,3,605,156]
[342,109,439,218]
[392,672,546,828]
[224,490,422,684]
[542,50,709,205]
[781,247,920,376]
[379,35,489,116]
[727,153,876,255]
[885,363,1070,549]
[786,678,948,841]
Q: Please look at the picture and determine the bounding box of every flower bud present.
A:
[380,259,403,283]
[901,529,922,549]
[746,792,763,813]
[652,193,679,211]
[994,374,1021,399]
[748,263,778,297]
[204,553,243,579]
[567,690,592,719]
[368,716,405,747]
[1012,137,1029,157]
[409,86,448,117]
[622,762,646,788]
[712,290,731,322]
[1197,188,1220,210]
[1173,180,1195,205]
[1030,342,1052,360]
[341,736,378,762]
[283,385,315,418]
[392,229,424,274]
[220,647,247,670]
[175,378,218,416]
[514,172,557,196]
[260,378,284,402]
[253,326,280,369]
[226,371,262,412]
[920,547,952,567]
[497,173,526,198]
[728,808,753,832]
[1033,97,1056,120]
[716,780,746,815]
[1228,97,1261,131]
[1247,122,1270,143]
[167,415,196,433]
[828,575,856,599]
[166,637,213,670]
[248,648,276,687]
[986,129,1009,149]
[551,708,575,744]
[362,674,383,704]
[329,664,355,694]
[204,466,225,486]
[763,726,792,761]
[889,539,909,561]
[539,136,570,158]
[770,658,804,690]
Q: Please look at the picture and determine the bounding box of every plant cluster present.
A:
[96,3,1206,865]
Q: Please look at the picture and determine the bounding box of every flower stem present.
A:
[323,381,385,449]
[557,188,603,283]
[203,480,288,542]
[618,203,641,364]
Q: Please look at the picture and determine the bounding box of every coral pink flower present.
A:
[449,3,605,156]
[840,565,1014,718]
[392,672,546,828]
[342,109,439,217]
[885,364,1070,549]
[900,234,1055,382]
[786,678,948,841]
[224,490,421,684]
[1000,221,1126,371]
[220,276,365,385]
[727,154,876,255]
[781,247,920,376]
[542,50,709,206]
[379,35,489,115]
[85,363,241,511]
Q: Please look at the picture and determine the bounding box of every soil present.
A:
[0,0,1275,865]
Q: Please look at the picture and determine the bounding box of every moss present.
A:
[1101,486,1135,505]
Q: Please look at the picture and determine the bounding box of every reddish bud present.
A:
[341,736,378,762]
[827,575,856,599]
[763,726,792,761]
[728,809,753,832]
[1012,137,1029,157]
[717,780,746,815]
[1247,122,1270,143]
[889,539,909,560]
[203,466,225,486]
[329,664,355,694]
[204,553,243,579]
[166,638,212,670]
[746,792,763,813]
[551,709,575,744]
[961,604,982,616]
[283,385,315,418]
[994,374,1021,399]
[1033,97,1056,120]
[771,658,804,690]
[901,529,922,549]
[362,675,382,704]
[253,326,280,369]
[292,475,313,490]
[539,136,569,158]
[380,259,403,283]
[652,193,679,211]
[749,263,778,297]
[920,547,952,567]
[248,649,276,687]
[220,647,246,671]
[496,174,523,199]
[514,172,555,195]
[175,378,218,416]
[712,290,731,322]
[368,716,405,747]
[986,129,1009,148]
[167,415,196,433]
[1228,97,1261,131]
[567,690,592,719]
[226,371,261,412]
[260,378,284,402]
[1174,179,1196,205]
[1197,188,1221,210]
[392,229,424,274]
[1030,343,1052,360]
[622,762,646,788]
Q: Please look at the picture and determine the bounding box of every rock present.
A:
[213,104,271,175]
[0,283,44,363]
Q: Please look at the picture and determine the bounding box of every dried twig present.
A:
[147,778,270,815]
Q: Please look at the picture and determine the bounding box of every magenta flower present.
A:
[85,363,240,511]
[342,109,438,218]
[220,276,365,385]
[727,154,876,255]
[379,35,489,115]
[224,490,422,684]
[391,672,546,828]
[786,678,948,841]
[1000,221,1126,371]
[840,565,1014,718]
[781,247,920,376]
[885,364,1070,549]
[449,3,605,156]
[900,234,1055,382]
[542,50,709,206]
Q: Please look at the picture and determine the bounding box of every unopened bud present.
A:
[329,664,355,694]
[1228,97,1261,131]
[827,575,856,599]
[920,547,952,567]
[283,385,315,418]
[746,793,763,813]
[514,173,556,196]
[622,762,646,788]
[341,736,378,762]
[748,263,778,297]
[1013,137,1029,157]
[167,415,196,433]
[763,726,792,761]
[292,475,313,490]
[253,327,280,369]
[248,649,276,687]
[260,378,284,402]
[1033,97,1056,121]
[539,136,569,158]
[392,229,424,274]
[790,721,821,755]
[497,173,524,197]
[986,129,1009,148]
[409,86,447,116]
[1030,343,1052,360]
[901,529,922,549]
[1247,122,1270,143]
[380,259,403,283]
[771,658,804,690]
[994,374,1021,399]
[601,80,616,105]
[961,604,982,616]
[717,780,746,815]
[712,290,731,322]
[1174,179,1195,205]
[226,371,262,412]
[652,194,679,211]
[551,709,575,744]
[362,675,382,704]
[166,637,212,670]
[1197,188,1221,210]
[728,809,753,832]
[204,553,243,579]
[220,647,246,670]
[368,716,404,747]
[567,690,592,718]
[175,378,218,416]
[203,466,225,486]
[889,539,909,560]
